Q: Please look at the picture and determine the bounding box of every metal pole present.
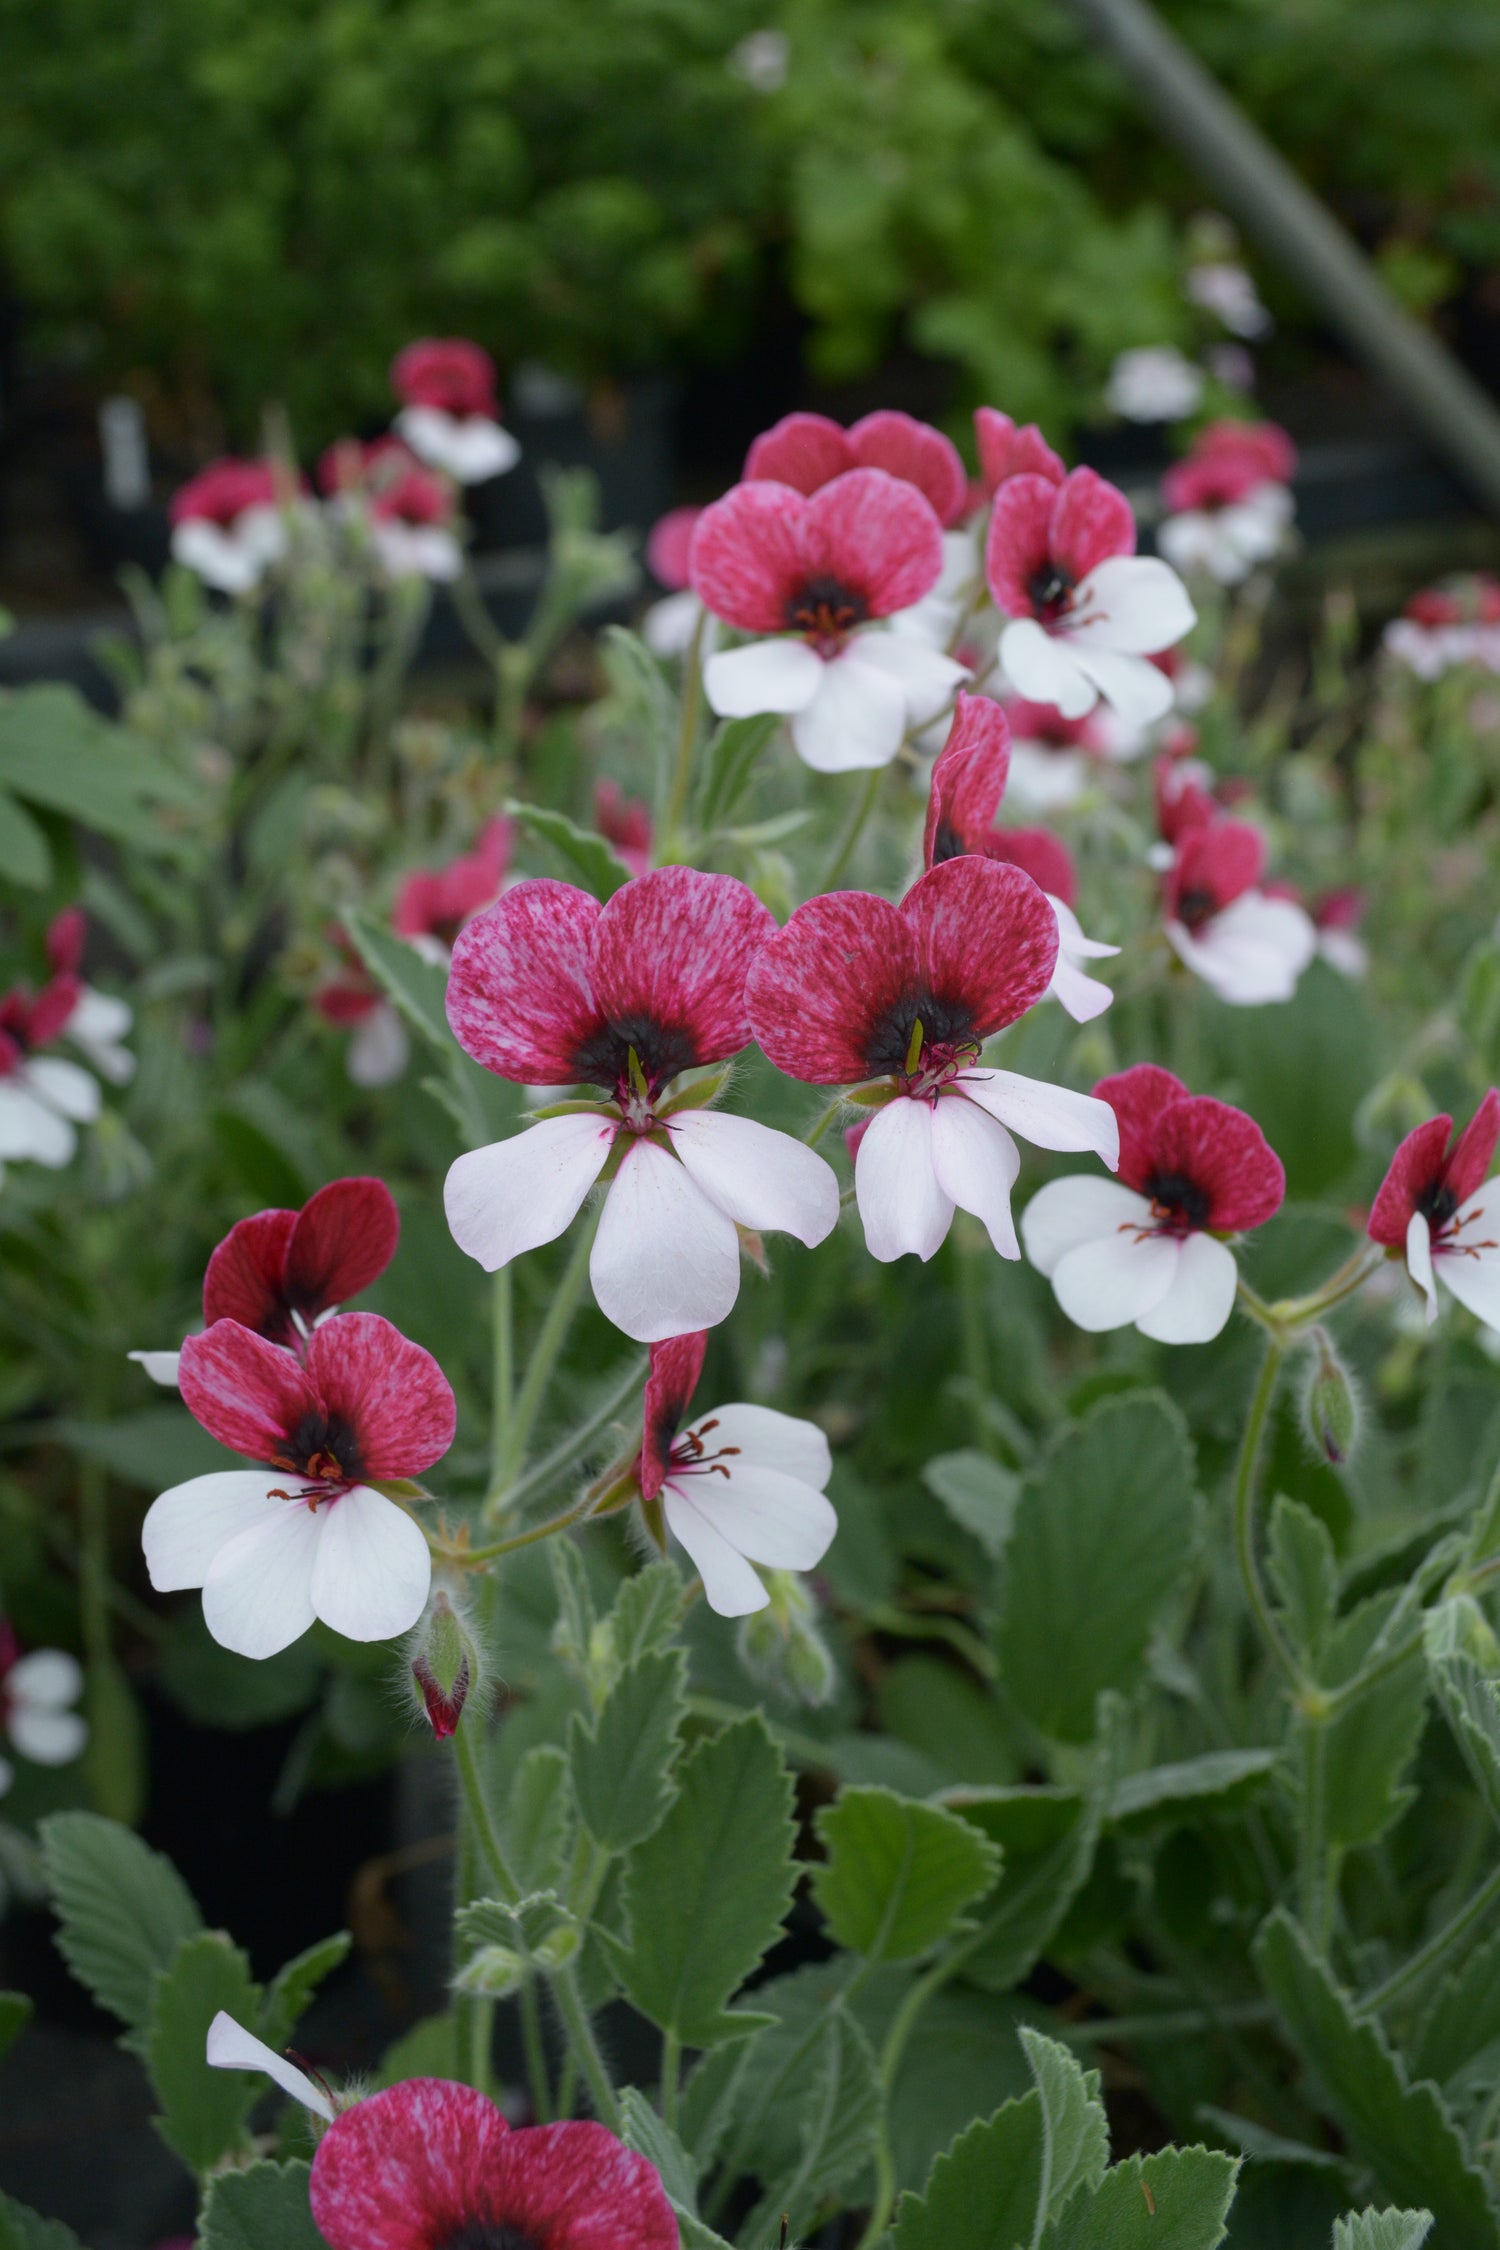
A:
[1060,0,1500,521]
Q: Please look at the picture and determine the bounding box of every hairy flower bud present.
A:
[737,1571,837,1708]
[409,1592,474,1739]
[1303,1330,1360,1467]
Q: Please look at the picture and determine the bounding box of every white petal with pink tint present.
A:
[790,647,909,773]
[129,1349,182,1387]
[930,1091,1021,1258]
[704,637,824,718]
[206,2011,334,2122]
[961,1069,1120,1167]
[660,1491,770,1615]
[396,406,519,483]
[1022,1176,1155,1276]
[999,620,1096,718]
[854,1095,955,1263]
[670,1461,836,1573]
[27,1056,101,1121]
[1008,742,1090,811]
[668,1108,839,1247]
[201,1501,324,1659]
[310,1485,432,1643]
[851,633,969,727]
[1047,898,1117,1024]
[643,590,708,659]
[692,1403,832,1490]
[1071,556,1196,656]
[1067,644,1176,727]
[347,1002,409,1087]
[1051,1228,1181,1331]
[591,1136,741,1342]
[143,1472,288,1591]
[1167,892,1317,1005]
[444,1113,613,1271]
[1134,1230,1238,1343]
[1405,1211,1438,1323]
[0,1080,76,1166]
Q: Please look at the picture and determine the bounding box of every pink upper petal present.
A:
[179,1320,320,1462]
[1166,821,1266,921]
[1369,1115,1453,1247]
[202,1210,299,1343]
[747,891,919,1084]
[744,413,853,493]
[801,469,945,619]
[901,855,1059,1042]
[1094,1065,1192,1192]
[284,1178,400,1323]
[310,2079,511,2250]
[984,475,1059,617]
[639,1332,708,1500]
[689,481,809,631]
[393,819,511,942]
[974,408,1066,496]
[588,868,776,1084]
[848,410,969,527]
[1048,468,1136,583]
[1150,1096,1286,1232]
[303,1312,456,1481]
[985,826,1075,908]
[646,506,704,591]
[488,2122,679,2250]
[924,693,1012,867]
[447,879,604,1083]
[390,339,497,419]
[1445,1089,1500,1207]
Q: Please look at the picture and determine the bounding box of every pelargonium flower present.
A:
[746,853,1119,1265]
[974,408,1065,498]
[314,936,409,1089]
[1158,421,1296,585]
[1186,260,1272,338]
[169,458,292,593]
[390,338,520,484]
[1383,575,1500,680]
[393,818,512,963]
[745,410,969,528]
[444,869,839,1342]
[691,471,967,772]
[1105,345,1205,424]
[0,1621,87,1797]
[142,1312,452,1657]
[593,779,652,876]
[986,467,1195,725]
[1368,1093,1500,1327]
[923,696,1117,1024]
[1164,818,1316,1005]
[1312,887,1368,980]
[1154,750,1217,850]
[1002,693,1145,811]
[642,505,708,657]
[45,909,135,1087]
[322,438,462,582]
[1022,1064,1284,1342]
[633,1332,836,1615]
[0,947,101,1180]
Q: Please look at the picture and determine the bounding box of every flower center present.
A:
[572,1017,699,1115]
[1143,1171,1210,1233]
[785,573,869,654]
[668,1417,742,1483]
[866,996,979,1084]
[1174,885,1218,932]
[438,2226,540,2250]
[1418,1180,1459,1232]
[269,1409,364,1493]
[1026,563,1075,626]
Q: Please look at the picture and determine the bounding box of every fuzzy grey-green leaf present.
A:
[811,1786,1001,1962]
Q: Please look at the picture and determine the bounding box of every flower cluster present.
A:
[1158,420,1297,586]
[0,909,133,1184]
[1383,573,1500,679]
[1157,769,1316,1006]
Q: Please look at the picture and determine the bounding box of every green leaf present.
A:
[258,1930,352,2054]
[945,1787,1098,1993]
[146,1930,260,2172]
[507,800,632,900]
[922,1449,1020,1561]
[619,2085,701,2212]
[1414,1928,1500,2088]
[617,1714,796,2047]
[0,684,193,845]
[885,1986,1038,2196]
[1109,1751,1279,1832]
[1210,956,1374,1197]
[1020,2026,1110,2234]
[811,1786,1001,1962]
[1254,1912,1499,2244]
[0,1991,33,2061]
[743,2003,881,2240]
[608,1561,686,1668]
[993,1394,1197,1741]
[198,2158,323,2250]
[40,1812,202,2040]
[1332,2215,1434,2250]
[893,2093,1046,2250]
[1269,1494,1339,1664]
[506,1745,575,1894]
[1320,1594,1428,1849]
[344,909,454,1052]
[1425,1611,1500,1834]
[0,2195,86,2250]
[52,1406,233,1490]
[1039,2145,1239,2249]
[569,1646,686,1853]
[0,789,51,886]
[697,712,780,832]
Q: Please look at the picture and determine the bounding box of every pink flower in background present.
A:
[143,1312,452,1657]
[747,853,1118,1264]
[691,471,966,771]
[43,909,134,1088]
[393,818,512,961]
[0,916,122,1179]
[634,1332,836,1615]
[444,869,838,1340]
[987,468,1195,724]
[594,779,652,876]
[643,506,708,657]
[1384,575,1500,678]
[1024,1064,1283,1342]
[0,1620,87,1796]
[1164,818,1315,1005]
[390,338,520,484]
[973,408,1065,497]
[1312,887,1368,980]
[647,507,703,591]
[321,438,462,581]
[1159,420,1297,584]
[1154,751,1217,849]
[170,458,294,593]
[1369,1093,1500,1328]
[1002,693,1145,811]
[745,410,969,527]
[313,932,409,1089]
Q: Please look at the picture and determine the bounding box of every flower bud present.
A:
[409,1592,474,1739]
[737,1571,837,1708]
[1303,1331,1360,1467]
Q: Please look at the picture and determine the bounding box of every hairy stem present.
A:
[451,1705,519,1904]
[551,1965,621,2132]
[1231,1335,1302,1686]
[492,1217,598,1494]
[659,610,707,856]
[1362,1859,1500,2016]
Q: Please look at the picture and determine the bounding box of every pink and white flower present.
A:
[0,953,101,1179]
[169,459,293,594]
[392,818,512,964]
[1383,577,1500,679]
[746,852,1119,1265]
[633,1332,836,1615]
[0,1620,87,1797]
[142,1311,452,1657]
[986,467,1195,726]
[1002,693,1145,811]
[322,439,463,582]
[314,938,409,1089]
[745,410,970,527]
[1158,421,1297,585]
[444,869,839,1341]
[642,505,708,657]
[1164,818,1316,1005]
[45,909,135,1088]
[923,695,1117,1023]
[1105,346,1205,423]
[1311,887,1368,980]
[1369,1093,1500,1328]
[690,471,967,771]
[1022,1063,1284,1343]
[390,338,520,484]
[973,408,1065,498]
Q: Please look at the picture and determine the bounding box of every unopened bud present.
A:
[737,1572,837,1708]
[1303,1331,1360,1467]
[410,1593,474,1739]
[453,1943,526,1999]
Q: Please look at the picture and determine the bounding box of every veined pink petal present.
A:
[689,481,808,631]
[310,2080,513,2250]
[984,475,1059,617]
[789,646,908,773]
[447,879,603,1084]
[589,866,775,1069]
[849,410,968,527]
[923,693,1012,868]
[1051,1228,1181,1332]
[1092,1065,1190,1188]
[640,1333,708,1500]
[802,469,945,619]
[855,1096,954,1263]
[747,890,917,1084]
[445,1116,611,1272]
[1146,1096,1284,1231]
[667,1108,840,1246]
[142,1471,285,1591]
[744,413,851,493]
[284,1177,400,1323]
[930,1092,1021,1257]
[985,826,1075,907]
[1021,1175,1155,1276]
[179,1321,320,1462]
[662,1491,770,1615]
[1446,1091,1500,1207]
[202,1209,298,1341]
[1049,467,1136,582]
[302,1312,455,1481]
[201,1502,323,1658]
[591,1140,741,1341]
[902,856,1059,1041]
[1369,1115,1454,1247]
[974,408,1065,495]
[1134,1231,1238,1343]
[310,1485,432,1642]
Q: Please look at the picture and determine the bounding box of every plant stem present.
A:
[661,2030,681,2132]
[822,767,882,890]
[492,1218,598,1494]
[451,1707,519,1904]
[439,1484,608,1567]
[551,1964,621,2132]
[659,611,706,856]
[520,1977,553,2123]
[1232,1336,1302,1686]
[1361,1859,1500,2016]
[490,1267,514,1497]
[484,1353,648,1525]
[1298,1715,1336,1952]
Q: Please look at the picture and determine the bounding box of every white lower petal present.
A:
[1051,1229,1182,1332]
[1067,644,1175,726]
[27,1056,102,1122]
[1048,953,1116,1023]
[1071,556,1196,655]
[668,1108,839,1247]
[1007,743,1089,811]
[68,989,135,1084]
[789,648,908,773]
[930,1091,1021,1259]
[143,1472,289,1591]
[669,1461,836,1572]
[591,1137,741,1342]
[206,2012,334,2122]
[855,1096,955,1263]
[1405,1211,1439,1324]
[201,1503,324,1659]
[128,1349,183,1388]
[396,406,520,483]
[7,1650,82,1712]
[1167,893,1317,1006]
[1134,1231,1238,1343]
[999,619,1096,718]
[849,632,969,725]
[347,1003,409,1087]
[1021,1176,1154,1276]
[444,1114,612,1271]
[703,637,823,719]
[8,1706,87,1766]
[643,590,707,659]
[1318,929,1368,980]
[374,523,461,582]
[690,1402,832,1490]
[171,520,268,594]
[0,1083,75,1168]
[662,1490,770,1616]
[960,1069,1120,1167]
[310,1486,432,1644]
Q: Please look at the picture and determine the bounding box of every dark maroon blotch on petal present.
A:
[638,1333,708,1500]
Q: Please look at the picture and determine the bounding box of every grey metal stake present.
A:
[1060,0,1500,521]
